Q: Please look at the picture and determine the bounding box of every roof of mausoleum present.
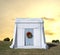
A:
[15,18,44,23]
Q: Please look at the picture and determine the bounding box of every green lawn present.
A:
[0,41,60,55]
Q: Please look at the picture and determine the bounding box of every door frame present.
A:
[24,28,34,46]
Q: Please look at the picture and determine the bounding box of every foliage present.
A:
[52,40,59,43]
[55,40,59,43]
[3,37,10,41]
[52,40,56,43]
[11,39,13,42]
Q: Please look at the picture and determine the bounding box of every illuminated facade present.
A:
[10,18,48,49]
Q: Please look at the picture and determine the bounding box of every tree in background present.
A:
[55,40,59,43]
[3,37,10,41]
[52,40,56,43]
[52,40,59,43]
[11,39,13,42]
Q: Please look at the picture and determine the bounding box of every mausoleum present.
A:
[10,18,48,49]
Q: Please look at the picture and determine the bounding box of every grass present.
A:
[0,41,60,55]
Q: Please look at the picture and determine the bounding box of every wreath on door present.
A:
[26,32,33,38]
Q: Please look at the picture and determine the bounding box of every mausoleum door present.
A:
[25,28,33,46]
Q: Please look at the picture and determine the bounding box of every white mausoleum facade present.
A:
[10,18,48,49]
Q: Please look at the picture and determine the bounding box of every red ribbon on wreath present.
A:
[26,32,33,38]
